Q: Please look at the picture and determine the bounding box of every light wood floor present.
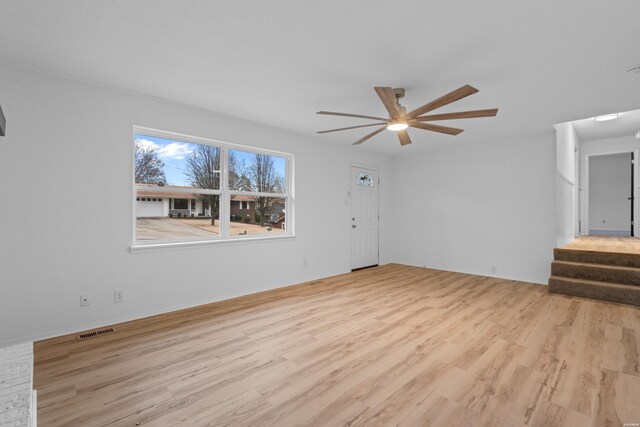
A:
[34,264,640,426]
[562,236,640,254]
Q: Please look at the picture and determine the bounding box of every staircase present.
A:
[548,247,640,306]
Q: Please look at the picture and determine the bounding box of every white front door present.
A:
[351,166,379,270]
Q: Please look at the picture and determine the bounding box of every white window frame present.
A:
[131,126,295,251]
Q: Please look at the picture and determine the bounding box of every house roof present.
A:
[231,195,255,202]
[137,190,191,199]
[137,185,279,202]
[136,184,203,199]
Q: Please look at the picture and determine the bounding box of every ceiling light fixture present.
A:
[386,122,409,131]
[594,114,619,122]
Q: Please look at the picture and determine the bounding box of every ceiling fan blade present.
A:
[374,87,400,118]
[352,126,386,145]
[316,111,388,121]
[317,122,388,134]
[397,129,412,146]
[415,108,498,122]
[410,122,464,135]
[407,85,479,118]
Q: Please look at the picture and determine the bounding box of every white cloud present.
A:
[134,138,194,160]
[135,138,159,151]
[157,142,194,160]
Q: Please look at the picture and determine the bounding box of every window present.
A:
[133,127,293,245]
[173,199,188,210]
[357,172,375,187]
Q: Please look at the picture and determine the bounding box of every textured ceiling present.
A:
[1,0,640,153]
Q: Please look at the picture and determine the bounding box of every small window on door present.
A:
[357,172,375,187]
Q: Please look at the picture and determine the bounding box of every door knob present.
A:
[352,225,357,229]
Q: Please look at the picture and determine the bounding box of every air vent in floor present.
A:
[76,327,116,340]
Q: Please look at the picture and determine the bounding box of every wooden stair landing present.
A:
[549,246,640,306]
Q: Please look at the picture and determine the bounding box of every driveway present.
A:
[136,218,218,240]
[136,217,285,240]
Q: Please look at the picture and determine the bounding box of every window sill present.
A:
[130,234,296,254]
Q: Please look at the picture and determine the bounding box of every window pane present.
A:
[135,134,220,190]
[356,172,375,187]
[136,192,221,241]
[228,197,287,236]
[228,149,286,194]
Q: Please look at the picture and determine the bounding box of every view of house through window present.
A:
[134,130,291,242]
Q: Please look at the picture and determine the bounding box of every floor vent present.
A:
[77,327,116,340]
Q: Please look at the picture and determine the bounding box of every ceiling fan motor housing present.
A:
[392,88,405,99]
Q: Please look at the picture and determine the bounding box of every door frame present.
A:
[349,163,380,270]
[581,149,639,237]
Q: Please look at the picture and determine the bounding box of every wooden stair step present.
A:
[554,248,640,268]
[548,275,640,306]
[551,260,640,286]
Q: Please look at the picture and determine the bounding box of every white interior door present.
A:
[587,152,634,236]
[351,166,379,270]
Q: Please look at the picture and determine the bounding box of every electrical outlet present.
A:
[490,266,497,275]
[114,289,124,303]
[80,294,90,307]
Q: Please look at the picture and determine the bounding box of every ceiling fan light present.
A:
[387,122,409,131]
[594,113,619,122]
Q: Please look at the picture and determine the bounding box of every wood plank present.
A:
[33,264,640,426]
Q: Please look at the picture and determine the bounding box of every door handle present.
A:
[352,225,357,229]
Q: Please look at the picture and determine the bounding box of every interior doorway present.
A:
[587,152,634,236]
[555,108,640,246]
[350,166,379,270]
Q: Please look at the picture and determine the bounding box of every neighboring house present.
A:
[229,195,256,222]
[136,184,285,227]
[136,184,213,217]
[270,212,286,230]
[263,201,286,225]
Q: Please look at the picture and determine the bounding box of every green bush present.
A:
[243,216,251,224]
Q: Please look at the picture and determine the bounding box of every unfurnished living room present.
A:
[1,1,640,426]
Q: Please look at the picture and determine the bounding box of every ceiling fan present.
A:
[316,85,498,146]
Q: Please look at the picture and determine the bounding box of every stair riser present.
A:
[554,249,640,268]
[551,262,640,287]
[549,278,640,306]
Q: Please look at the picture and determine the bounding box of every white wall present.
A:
[554,122,579,247]
[580,135,640,237]
[388,132,556,284]
[588,153,631,234]
[0,63,392,345]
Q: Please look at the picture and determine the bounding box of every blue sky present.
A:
[135,134,285,187]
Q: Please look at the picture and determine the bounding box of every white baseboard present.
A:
[588,229,631,237]
[0,269,346,348]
